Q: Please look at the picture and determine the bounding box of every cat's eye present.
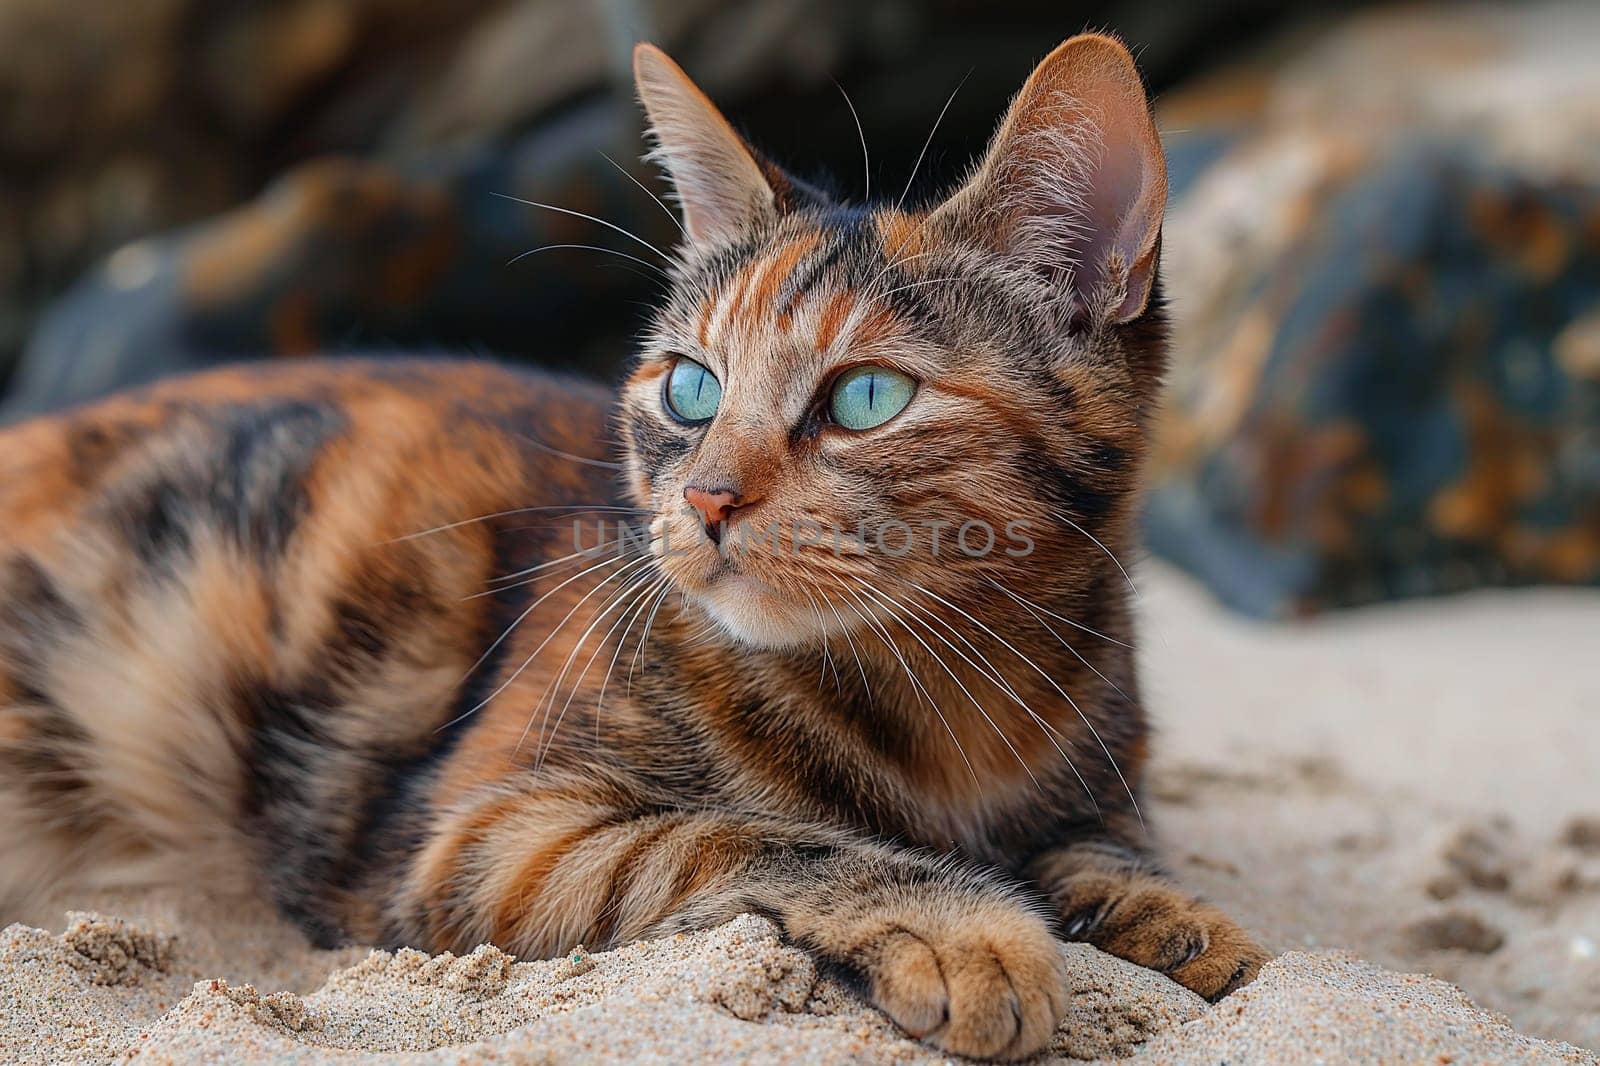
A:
[828,366,915,431]
[663,357,722,424]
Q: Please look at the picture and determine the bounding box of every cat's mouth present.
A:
[651,513,835,647]
[662,549,822,647]
[695,574,823,647]
[676,553,777,603]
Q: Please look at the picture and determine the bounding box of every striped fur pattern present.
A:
[0,36,1264,1060]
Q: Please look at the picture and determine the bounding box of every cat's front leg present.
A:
[1026,837,1269,1000]
[400,789,1067,1060]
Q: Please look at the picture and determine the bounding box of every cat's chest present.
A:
[661,682,1047,848]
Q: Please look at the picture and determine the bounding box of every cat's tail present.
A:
[0,551,258,916]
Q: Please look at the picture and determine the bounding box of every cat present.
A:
[0,34,1267,1060]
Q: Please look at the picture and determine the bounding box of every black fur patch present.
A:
[629,416,692,482]
[0,555,84,702]
[1023,452,1119,530]
[104,400,345,573]
[0,556,95,826]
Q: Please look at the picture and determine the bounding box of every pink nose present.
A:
[684,485,739,526]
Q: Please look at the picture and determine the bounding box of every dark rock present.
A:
[1147,5,1600,616]
[3,115,678,420]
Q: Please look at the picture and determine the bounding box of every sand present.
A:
[4,563,1598,1063]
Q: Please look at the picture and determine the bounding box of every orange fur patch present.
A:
[491,822,597,943]
[696,294,715,348]
[722,261,760,332]
[875,210,928,260]
[666,822,759,911]
[813,290,855,352]
[747,232,821,323]
[852,304,900,347]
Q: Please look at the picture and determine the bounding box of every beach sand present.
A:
[4,563,1597,1063]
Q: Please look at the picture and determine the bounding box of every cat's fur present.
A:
[0,36,1266,1060]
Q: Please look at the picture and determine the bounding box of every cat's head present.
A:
[619,36,1167,648]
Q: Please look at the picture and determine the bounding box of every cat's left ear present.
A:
[633,43,779,246]
[930,34,1167,324]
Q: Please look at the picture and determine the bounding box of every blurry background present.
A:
[0,0,1596,617]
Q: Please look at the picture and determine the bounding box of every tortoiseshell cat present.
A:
[0,36,1266,1059]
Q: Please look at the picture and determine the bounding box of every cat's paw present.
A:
[1056,873,1269,1000]
[848,899,1068,1060]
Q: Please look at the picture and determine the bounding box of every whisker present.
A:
[821,594,873,702]
[491,192,675,263]
[595,574,673,734]
[528,568,663,766]
[836,583,980,791]
[888,587,1028,702]
[866,248,942,294]
[837,587,931,711]
[988,580,1130,701]
[1051,510,1142,603]
[896,70,971,211]
[516,433,626,471]
[452,549,641,690]
[627,580,676,694]
[477,520,646,594]
[886,586,1101,817]
[391,504,647,544]
[480,539,629,590]
[911,580,1143,831]
[507,243,670,277]
[833,79,871,203]
[984,575,1130,649]
[802,588,842,694]
[854,580,1041,792]
[599,150,686,237]
[493,509,649,537]
[864,276,967,311]
[471,553,616,599]
[675,600,724,648]
[446,553,656,732]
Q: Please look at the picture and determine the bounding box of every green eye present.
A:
[828,366,915,431]
[664,357,721,424]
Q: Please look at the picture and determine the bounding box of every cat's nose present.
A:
[684,485,740,529]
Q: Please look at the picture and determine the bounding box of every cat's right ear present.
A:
[928,34,1167,325]
[633,43,778,246]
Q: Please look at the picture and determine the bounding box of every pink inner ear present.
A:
[941,35,1166,323]
[1036,38,1166,322]
[1083,98,1164,322]
[633,44,777,246]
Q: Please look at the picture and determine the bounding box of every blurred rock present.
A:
[1438,820,1516,894]
[3,111,679,417]
[0,0,503,385]
[1564,817,1600,853]
[1148,3,1600,616]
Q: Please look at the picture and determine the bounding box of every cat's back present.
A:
[0,357,615,546]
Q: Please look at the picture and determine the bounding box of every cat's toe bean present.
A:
[869,930,949,1038]
[1167,916,1270,1001]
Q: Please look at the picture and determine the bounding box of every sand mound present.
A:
[3,894,1592,1065]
